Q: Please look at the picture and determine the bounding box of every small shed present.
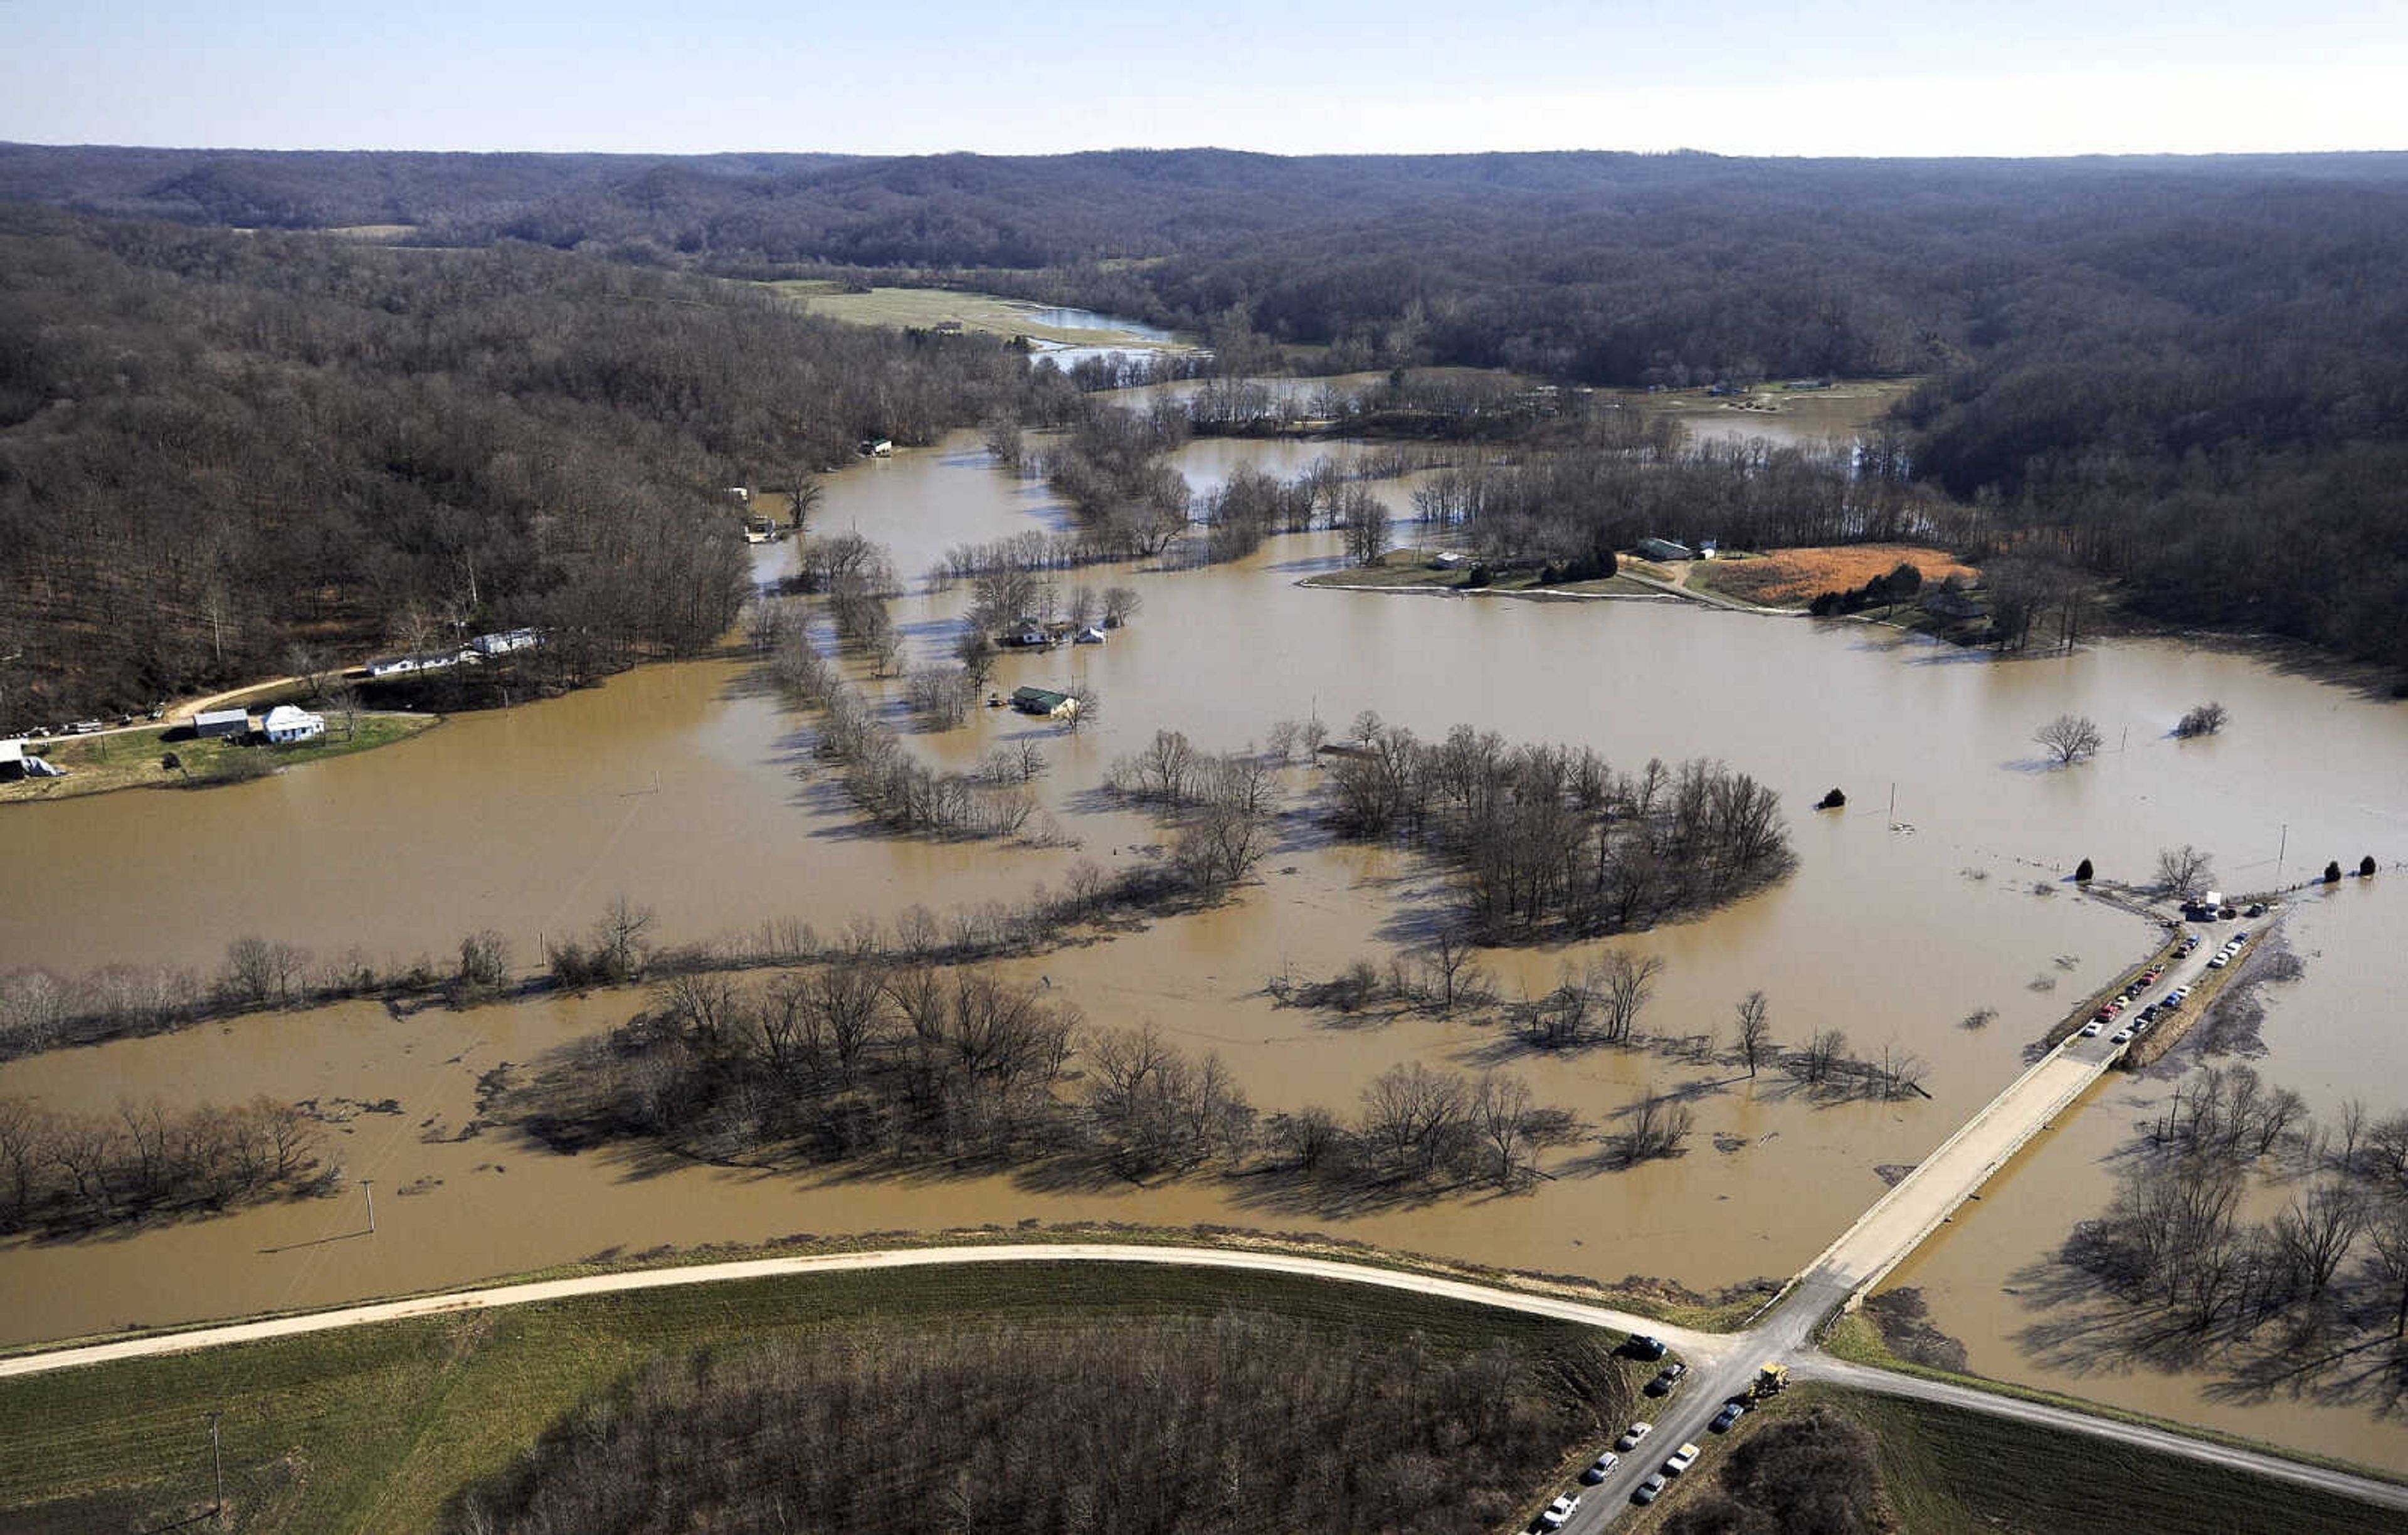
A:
[1635,537,1695,562]
[1010,687,1078,719]
[262,705,325,745]
[859,438,894,458]
[194,709,251,739]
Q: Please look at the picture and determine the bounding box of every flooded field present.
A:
[4,421,2405,1473]
[1881,875,2408,1472]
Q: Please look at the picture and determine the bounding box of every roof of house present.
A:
[195,708,250,726]
[263,705,322,727]
[1011,686,1072,710]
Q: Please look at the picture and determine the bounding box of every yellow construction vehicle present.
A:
[1752,1363,1790,1400]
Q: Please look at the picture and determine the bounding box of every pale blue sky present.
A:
[4,1,2405,156]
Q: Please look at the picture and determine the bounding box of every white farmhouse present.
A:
[262,705,326,744]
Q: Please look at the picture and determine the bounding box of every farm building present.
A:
[1635,537,1696,562]
[193,709,251,739]
[470,628,540,658]
[364,655,420,679]
[261,705,326,744]
[1010,687,1078,719]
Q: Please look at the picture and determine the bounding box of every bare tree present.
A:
[2154,845,2216,900]
[1611,1086,1695,1166]
[593,895,658,983]
[2173,702,2229,739]
[1101,586,1143,628]
[2035,714,2104,765]
[1793,1028,1850,1086]
[1596,952,1664,1045]
[1734,990,1772,1077]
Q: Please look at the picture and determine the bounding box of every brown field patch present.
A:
[1703,544,1978,607]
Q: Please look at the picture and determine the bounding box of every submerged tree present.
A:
[2035,714,2104,765]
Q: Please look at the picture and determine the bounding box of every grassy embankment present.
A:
[1302,546,1665,598]
[1823,1308,2407,1490]
[1617,1379,2401,1535]
[0,1262,1625,1535]
[0,715,434,805]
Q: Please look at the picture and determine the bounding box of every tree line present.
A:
[514,959,1582,1198]
[0,208,1040,719]
[442,1312,1636,1535]
[2063,1067,2408,1368]
[0,1095,324,1235]
[1304,715,1796,942]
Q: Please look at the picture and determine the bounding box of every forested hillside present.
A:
[0,208,1035,718]
[7,144,2408,682]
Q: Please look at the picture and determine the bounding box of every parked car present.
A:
[1538,1493,1580,1530]
[2111,1028,2133,1045]
[1624,1335,1668,1361]
[1632,1474,1667,1506]
[2080,1021,2103,1038]
[1582,1452,1620,1484]
[1710,1401,1747,1432]
[2208,953,2230,969]
[1664,1443,1702,1475]
[1645,1362,1688,1396]
[1615,1423,1653,1452]
[2247,904,2267,917]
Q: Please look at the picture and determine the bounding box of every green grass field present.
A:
[1614,1381,2400,1535]
[1,714,433,804]
[1841,1387,2400,1534]
[0,1263,1609,1534]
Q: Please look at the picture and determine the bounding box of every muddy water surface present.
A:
[4,425,2406,1479]
[1881,875,2408,1471]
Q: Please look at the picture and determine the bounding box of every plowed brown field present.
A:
[1703,545,1978,607]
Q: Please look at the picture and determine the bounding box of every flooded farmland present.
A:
[4,418,2406,1467]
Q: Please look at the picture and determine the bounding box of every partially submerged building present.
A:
[1010,687,1078,719]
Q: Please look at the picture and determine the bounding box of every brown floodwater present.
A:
[4,424,2406,1476]
[1881,875,2408,1472]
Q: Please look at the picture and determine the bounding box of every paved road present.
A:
[12,911,2365,1529]
[1553,915,2266,1532]
[0,1242,1730,1383]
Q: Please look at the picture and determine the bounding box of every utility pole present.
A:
[361,1178,376,1235]
[2276,823,2288,888]
[208,1410,224,1523]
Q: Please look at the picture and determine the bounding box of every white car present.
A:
[2079,1020,2103,1037]
[1664,1442,1702,1475]
[2208,953,2229,968]
[2111,1028,2133,1044]
[1539,1492,1581,1529]
[1581,1452,1620,1484]
[1615,1422,1653,1452]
